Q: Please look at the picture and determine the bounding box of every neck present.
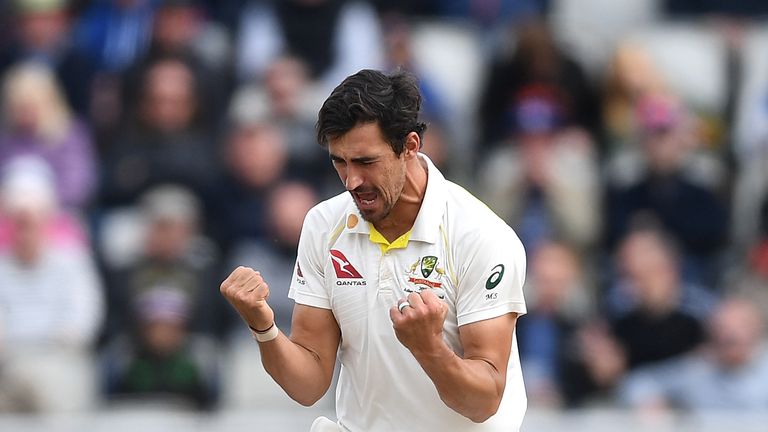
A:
[373,155,428,241]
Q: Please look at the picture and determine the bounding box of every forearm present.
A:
[412,342,505,423]
[221,267,339,406]
[257,330,333,406]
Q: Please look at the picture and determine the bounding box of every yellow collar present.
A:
[368,223,412,254]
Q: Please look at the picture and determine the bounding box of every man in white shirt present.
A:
[221,69,527,431]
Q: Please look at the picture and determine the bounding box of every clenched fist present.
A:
[220,266,275,331]
[389,290,448,355]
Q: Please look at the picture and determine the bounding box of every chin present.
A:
[356,205,389,223]
[359,209,382,223]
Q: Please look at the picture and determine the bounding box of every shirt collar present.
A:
[343,153,446,244]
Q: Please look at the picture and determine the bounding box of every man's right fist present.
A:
[220,266,275,331]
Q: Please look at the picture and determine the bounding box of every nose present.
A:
[344,166,363,191]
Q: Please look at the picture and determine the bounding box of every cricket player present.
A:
[220,69,527,431]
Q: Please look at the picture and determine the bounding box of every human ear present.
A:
[403,132,420,159]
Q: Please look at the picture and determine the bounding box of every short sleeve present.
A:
[455,222,527,327]
[288,208,332,309]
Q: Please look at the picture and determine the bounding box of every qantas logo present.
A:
[330,249,363,278]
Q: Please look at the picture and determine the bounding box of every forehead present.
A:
[328,122,393,157]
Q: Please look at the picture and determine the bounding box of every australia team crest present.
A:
[420,256,438,278]
[405,255,445,298]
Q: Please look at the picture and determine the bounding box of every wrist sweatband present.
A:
[249,322,279,342]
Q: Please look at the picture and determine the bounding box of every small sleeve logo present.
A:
[485,264,505,290]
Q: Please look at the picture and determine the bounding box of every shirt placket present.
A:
[375,251,398,308]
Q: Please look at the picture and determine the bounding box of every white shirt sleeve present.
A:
[288,208,332,309]
[455,221,527,327]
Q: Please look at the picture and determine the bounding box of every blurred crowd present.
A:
[0,0,767,417]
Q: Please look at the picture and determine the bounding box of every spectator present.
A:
[236,0,384,92]
[227,181,319,332]
[102,287,219,410]
[620,298,768,412]
[601,42,668,153]
[559,320,627,408]
[205,119,288,252]
[100,56,218,206]
[103,185,226,341]
[0,62,98,211]
[608,229,708,370]
[478,86,601,253]
[0,158,103,412]
[148,0,231,74]
[605,228,716,321]
[0,0,97,115]
[478,19,600,150]
[605,93,728,283]
[229,55,333,189]
[556,227,713,407]
[516,240,593,408]
[120,0,232,128]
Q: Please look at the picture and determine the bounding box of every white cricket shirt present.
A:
[289,154,527,431]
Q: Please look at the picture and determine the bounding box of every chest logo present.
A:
[421,256,438,278]
[330,249,363,279]
[405,256,445,297]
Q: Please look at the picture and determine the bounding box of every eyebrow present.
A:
[329,154,379,164]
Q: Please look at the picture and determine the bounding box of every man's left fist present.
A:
[389,289,448,354]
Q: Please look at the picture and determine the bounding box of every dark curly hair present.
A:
[316,69,427,155]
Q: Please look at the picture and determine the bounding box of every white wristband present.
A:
[251,323,279,343]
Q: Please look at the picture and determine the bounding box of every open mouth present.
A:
[353,190,377,208]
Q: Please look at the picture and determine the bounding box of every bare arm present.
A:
[221,266,341,406]
[390,290,517,422]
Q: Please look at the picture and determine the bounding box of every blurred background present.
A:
[0,0,767,430]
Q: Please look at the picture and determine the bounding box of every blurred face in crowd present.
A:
[710,300,764,369]
[16,8,69,51]
[637,94,694,174]
[329,123,412,223]
[268,182,317,248]
[141,60,197,132]
[227,123,288,188]
[141,317,187,357]
[610,43,665,98]
[153,4,200,53]
[7,203,52,265]
[531,242,580,313]
[145,216,195,262]
[620,231,680,314]
[642,126,691,174]
[265,57,309,118]
[384,19,413,68]
[3,64,66,136]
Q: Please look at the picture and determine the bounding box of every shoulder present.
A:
[443,180,525,255]
[446,181,518,236]
[305,191,351,224]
